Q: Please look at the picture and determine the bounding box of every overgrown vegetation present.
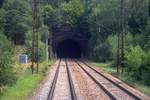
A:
[0,60,53,100]
[125,46,150,85]
[0,0,50,97]
[0,33,16,86]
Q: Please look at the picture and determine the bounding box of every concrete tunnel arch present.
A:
[56,39,82,58]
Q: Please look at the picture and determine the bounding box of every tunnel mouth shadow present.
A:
[56,39,82,58]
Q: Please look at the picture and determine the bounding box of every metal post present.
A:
[117,32,120,73]
[35,21,39,74]
[117,0,125,73]
[148,0,150,16]
[46,36,49,62]
[31,0,39,74]
[36,0,39,74]
[31,0,36,74]
[120,0,125,73]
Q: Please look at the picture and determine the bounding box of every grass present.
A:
[0,74,42,100]
[92,62,150,96]
[0,60,54,100]
[93,62,116,73]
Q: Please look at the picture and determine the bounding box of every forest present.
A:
[0,0,150,99]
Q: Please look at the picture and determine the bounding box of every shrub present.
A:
[125,46,150,85]
[141,51,150,85]
[107,34,117,62]
[132,34,146,47]
[93,42,110,62]
[0,33,16,86]
[107,33,134,66]
[38,41,46,62]
[125,46,145,78]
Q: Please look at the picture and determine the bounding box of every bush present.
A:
[3,0,28,44]
[132,34,146,47]
[107,33,134,66]
[25,40,46,62]
[93,42,110,62]
[107,34,117,62]
[125,46,145,78]
[141,51,150,85]
[0,33,16,86]
[38,41,46,62]
[125,46,150,85]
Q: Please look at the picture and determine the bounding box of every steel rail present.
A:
[75,60,117,100]
[47,59,61,100]
[65,59,77,100]
[80,61,142,100]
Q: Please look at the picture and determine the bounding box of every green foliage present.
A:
[25,40,46,62]
[0,0,4,8]
[132,34,146,47]
[42,0,84,30]
[141,51,150,85]
[38,42,46,62]
[107,33,134,65]
[0,33,16,86]
[107,34,118,61]
[0,59,54,99]
[0,74,42,100]
[93,42,110,62]
[125,46,150,85]
[25,26,48,62]
[128,0,149,34]
[125,32,134,46]
[41,4,59,28]
[2,0,29,44]
[84,0,149,60]
[60,0,84,26]
[144,18,150,49]
[39,26,50,43]
[0,8,5,31]
[88,32,110,62]
[125,46,145,73]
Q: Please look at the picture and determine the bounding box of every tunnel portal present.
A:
[56,39,82,58]
[51,27,89,59]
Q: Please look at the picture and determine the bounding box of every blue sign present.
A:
[19,55,28,64]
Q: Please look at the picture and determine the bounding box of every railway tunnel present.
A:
[56,39,82,58]
[51,28,89,58]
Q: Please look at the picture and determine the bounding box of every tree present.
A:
[0,32,16,86]
[0,0,4,8]
[60,0,84,27]
[128,0,149,34]
[3,0,28,44]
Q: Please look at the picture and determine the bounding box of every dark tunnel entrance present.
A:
[56,39,82,58]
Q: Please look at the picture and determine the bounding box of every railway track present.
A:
[47,59,61,100]
[65,59,77,100]
[47,59,77,100]
[75,60,143,100]
[44,59,148,100]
